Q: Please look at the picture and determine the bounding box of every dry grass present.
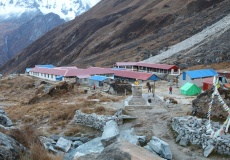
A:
[64,124,100,137]
[2,75,120,139]
[87,93,122,102]
[95,106,106,113]
[5,96,116,135]
[8,125,63,160]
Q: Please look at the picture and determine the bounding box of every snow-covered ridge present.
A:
[0,0,100,21]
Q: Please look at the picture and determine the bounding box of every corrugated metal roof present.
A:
[113,70,152,80]
[30,67,67,76]
[137,62,178,70]
[116,62,138,66]
[77,75,91,79]
[148,74,160,81]
[115,62,178,70]
[185,69,218,79]
[89,75,108,81]
[85,67,114,75]
[35,64,54,68]
[26,68,32,72]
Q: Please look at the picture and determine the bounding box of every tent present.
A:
[180,82,201,96]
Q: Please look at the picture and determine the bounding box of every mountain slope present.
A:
[0,0,230,74]
[0,0,100,66]
[3,13,65,60]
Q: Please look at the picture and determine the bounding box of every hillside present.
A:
[0,0,230,74]
[0,0,99,66]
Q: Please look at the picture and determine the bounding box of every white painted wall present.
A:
[29,71,57,81]
[179,73,214,87]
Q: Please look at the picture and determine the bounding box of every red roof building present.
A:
[115,62,180,75]
[113,70,153,81]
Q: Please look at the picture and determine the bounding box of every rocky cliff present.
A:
[0,13,64,66]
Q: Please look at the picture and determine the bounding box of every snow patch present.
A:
[0,0,100,21]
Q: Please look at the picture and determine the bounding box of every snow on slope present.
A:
[143,13,230,63]
[0,0,100,21]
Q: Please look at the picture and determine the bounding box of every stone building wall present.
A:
[74,110,123,130]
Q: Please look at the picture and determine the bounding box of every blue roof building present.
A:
[179,69,218,87]
[35,64,55,68]
[184,69,217,79]
[89,75,109,87]
[148,74,160,81]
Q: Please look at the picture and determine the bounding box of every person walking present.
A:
[169,86,172,94]
[146,82,151,93]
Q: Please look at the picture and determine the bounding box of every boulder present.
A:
[119,128,139,145]
[0,109,12,127]
[73,137,104,159]
[147,136,172,160]
[179,137,189,147]
[55,137,72,152]
[0,132,26,160]
[204,144,215,157]
[101,120,120,147]
[95,140,163,160]
[137,136,146,146]
[72,141,84,148]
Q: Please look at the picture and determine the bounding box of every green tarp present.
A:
[180,82,201,96]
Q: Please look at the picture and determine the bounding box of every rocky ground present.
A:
[0,75,229,159]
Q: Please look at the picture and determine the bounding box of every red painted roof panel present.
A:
[112,70,152,80]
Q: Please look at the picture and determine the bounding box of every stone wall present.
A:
[172,116,230,157]
[74,109,123,130]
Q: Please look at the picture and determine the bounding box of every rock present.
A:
[204,144,215,157]
[49,145,61,154]
[73,141,84,148]
[148,136,172,160]
[0,132,27,160]
[179,137,189,147]
[79,137,89,143]
[55,137,72,152]
[40,136,57,151]
[0,109,5,114]
[137,136,146,146]
[119,128,139,145]
[51,135,83,142]
[0,113,13,127]
[73,137,104,159]
[50,135,61,141]
[96,140,163,160]
[144,145,153,152]
[40,136,56,144]
[176,134,182,143]
[101,120,120,147]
